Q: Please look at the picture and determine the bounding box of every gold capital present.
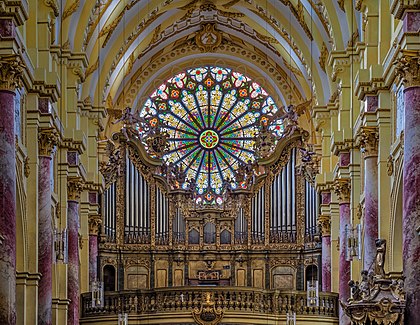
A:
[318,215,331,236]
[67,177,84,201]
[333,179,351,203]
[356,127,379,158]
[38,128,59,157]
[395,50,420,88]
[88,215,102,235]
[0,55,25,91]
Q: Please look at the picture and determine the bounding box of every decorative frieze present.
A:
[0,55,24,91]
[356,127,379,158]
[395,50,420,88]
[67,177,84,201]
[334,179,351,203]
[38,128,59,157]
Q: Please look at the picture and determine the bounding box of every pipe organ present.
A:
[155,186,169,245]
[99,140,321,292]
[270,148,297,243]
[305,180,319,241]
[125,155,151,244]
[103,182,116,242]
[251,186,265,244]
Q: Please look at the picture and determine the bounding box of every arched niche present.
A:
[391,171,403,272]
[189,228,200,245]
[220,229,231,245]
[305,264,318,289]
[103,265,116,292]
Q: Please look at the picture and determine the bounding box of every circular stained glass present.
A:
[199,130,219,149]
[139,66,283,202]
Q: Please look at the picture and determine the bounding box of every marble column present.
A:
[67,178,84,325]
[396,50,420,325]
[334,179,351,325]
[37,129,58,325]
[88,215,102,284]
[357,127,379,271]
[0,54,24,325]
[318,215,331,292]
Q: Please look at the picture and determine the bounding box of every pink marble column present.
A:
[67,179,84,325]
[37,128,58,325]
[358,127,379,271]
[0,54,23,325]
[88,215,101,284]
[396,49,420,324]
[334,180,351,325]
[319,215,331,292]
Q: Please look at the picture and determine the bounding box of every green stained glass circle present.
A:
[139,66,284,202]
[200,130,219,149]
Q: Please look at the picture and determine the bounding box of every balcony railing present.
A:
[81,286,338,319]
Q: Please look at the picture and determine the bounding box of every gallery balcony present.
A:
[80,286,338,324]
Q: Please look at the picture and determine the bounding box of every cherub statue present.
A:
[112,107,144,140]
[374,239,386,278]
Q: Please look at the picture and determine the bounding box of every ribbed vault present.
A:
[58,0,360,127]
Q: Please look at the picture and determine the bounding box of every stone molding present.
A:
[38,128,59,157]
[318,215,331,236]
[356,127,379,158]
[67,177,84,201]
[333,179,351,203]
[395,50,420,88]
[0,54,25,91]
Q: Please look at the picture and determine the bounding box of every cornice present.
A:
[0,0,29,26]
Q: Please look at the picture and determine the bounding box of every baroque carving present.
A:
[318,215,331,236]
[88,215,102,235]
[395,50,420,88]
[0,54,25,91]
[356,127,379,158]
[341,239,405,325]
[195,23,223,52]
[319,42,328,72]
[192,292,224,325]
[67,177,84,201]
[387,155,394,176]
[334,179,351,203]
[23,156,30,177]
[44,0,59,17]
[38,128,59,157]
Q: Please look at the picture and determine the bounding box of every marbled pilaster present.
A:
[38,128,58,325]
[357,127,379,271]
[67,179,84,325]
[0,55,24,325]
[334,180,351,325]
[396,51,420,325]
[88,215,101,284]
[319,215,331,292]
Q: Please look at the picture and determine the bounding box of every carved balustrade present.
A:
[81,287,338,318]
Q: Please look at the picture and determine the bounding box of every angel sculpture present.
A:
[112,107,144,140]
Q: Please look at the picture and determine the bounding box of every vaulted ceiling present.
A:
[60,0,357,111]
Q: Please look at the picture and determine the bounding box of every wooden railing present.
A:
[81,286,338,318]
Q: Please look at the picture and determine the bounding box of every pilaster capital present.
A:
[395,50,420,88]
[38,128,59,157]
[318,215,331,236]
[0,55,25,91]
[67,177,84,201]
[88,215,102,235]
[333,179,351,203]
[356,127,379,158]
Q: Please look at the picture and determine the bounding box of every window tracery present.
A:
[138,66,285,204]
